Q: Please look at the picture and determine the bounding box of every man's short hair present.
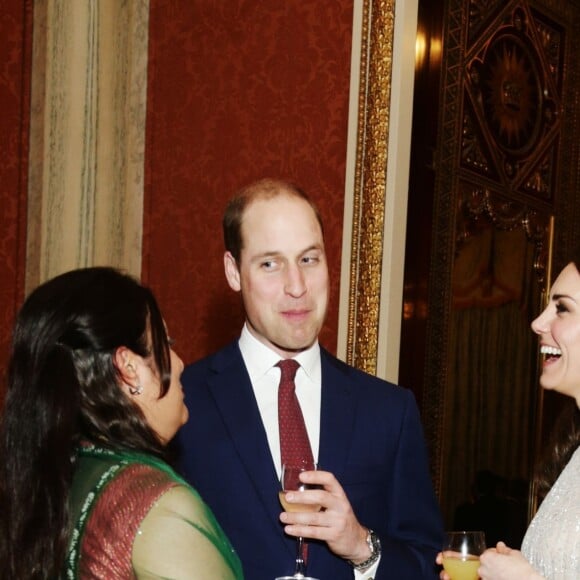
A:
[222,177,324,264]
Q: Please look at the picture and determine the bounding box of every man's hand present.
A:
[279,469,371,563]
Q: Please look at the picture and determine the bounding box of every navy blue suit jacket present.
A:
[174,342,444,579]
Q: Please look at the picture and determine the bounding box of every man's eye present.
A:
[302,255,319,265]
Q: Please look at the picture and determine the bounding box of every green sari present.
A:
[65,444,243,579]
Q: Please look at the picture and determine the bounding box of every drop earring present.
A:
[126,362,142,395]
[129,383,143,396]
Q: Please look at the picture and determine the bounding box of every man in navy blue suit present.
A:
[175,178,444,579]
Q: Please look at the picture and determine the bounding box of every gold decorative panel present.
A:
[420,0,580,528]
[462,4,561,205]
[345,0,395,374]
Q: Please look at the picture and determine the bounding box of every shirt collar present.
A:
[238,323,320,382]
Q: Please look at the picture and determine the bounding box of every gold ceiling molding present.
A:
[346,0,395,374]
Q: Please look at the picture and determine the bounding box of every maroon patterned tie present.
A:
[277,359,314,468]
[277,359,313,566]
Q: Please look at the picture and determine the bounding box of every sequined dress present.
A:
[521,446,580,580]
[64,445,243,579]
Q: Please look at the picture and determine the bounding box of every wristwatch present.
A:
[348,528,381,572]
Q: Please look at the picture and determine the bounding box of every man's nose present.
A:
[284,265,307,297]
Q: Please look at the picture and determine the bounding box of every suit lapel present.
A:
[318,350,356,478]
[207,346,289,542]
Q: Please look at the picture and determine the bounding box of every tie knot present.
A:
[277,359,300,382]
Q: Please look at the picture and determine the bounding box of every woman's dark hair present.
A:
[535,248,580,499]
[536,400,580,500]
[0,267,171,579]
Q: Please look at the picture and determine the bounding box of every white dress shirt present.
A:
[238,324,380,580]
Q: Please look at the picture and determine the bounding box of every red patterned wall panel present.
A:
[144,1,353,364]
[0,0,32,400]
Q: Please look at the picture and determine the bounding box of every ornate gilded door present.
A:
[413,0,580,532]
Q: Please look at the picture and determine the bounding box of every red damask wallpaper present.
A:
[0,0,32,397]
[144,1,354,364]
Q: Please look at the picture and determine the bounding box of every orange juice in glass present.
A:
[441,531,486,580]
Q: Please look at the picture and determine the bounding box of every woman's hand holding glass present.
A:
[478,542,544,580]
[437,531,486,580]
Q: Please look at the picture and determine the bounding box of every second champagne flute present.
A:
[275,461,320,580]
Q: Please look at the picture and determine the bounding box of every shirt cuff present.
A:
[353,555,381,580]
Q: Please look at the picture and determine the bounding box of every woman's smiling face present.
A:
[531,262,580,406]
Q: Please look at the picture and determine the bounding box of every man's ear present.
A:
[224,251,241,292]
[113,346,139,386]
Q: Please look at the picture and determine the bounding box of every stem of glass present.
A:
[295,536,306,575]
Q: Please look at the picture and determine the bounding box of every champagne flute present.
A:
[275,461,320,580]
[441,531,486,580]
